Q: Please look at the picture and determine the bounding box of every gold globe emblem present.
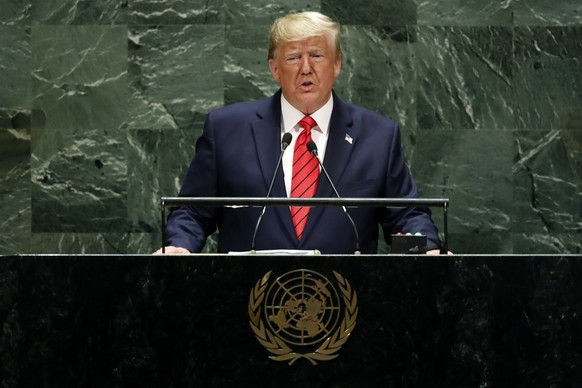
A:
[249,270,358,365]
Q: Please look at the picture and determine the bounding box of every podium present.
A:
[1,254,581,387]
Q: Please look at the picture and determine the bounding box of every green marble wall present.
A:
[1,0,580,255]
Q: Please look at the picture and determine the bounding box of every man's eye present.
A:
[311,54,325,62]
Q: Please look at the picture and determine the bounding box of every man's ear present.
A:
[269,59,280,84]
[334,54,342,78]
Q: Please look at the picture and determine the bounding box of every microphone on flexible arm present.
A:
[306,140,361,255]
[250,132,293,253]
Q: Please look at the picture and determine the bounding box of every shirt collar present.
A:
[280,93,334,135]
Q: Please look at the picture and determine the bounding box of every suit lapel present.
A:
[251,90,298,243]
[251,93,283,193]
[318,95,357,197]
[300,93,358,247]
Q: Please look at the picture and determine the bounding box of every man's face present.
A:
[269,36,341,115]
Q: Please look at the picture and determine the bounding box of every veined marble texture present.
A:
[0,0,581,254]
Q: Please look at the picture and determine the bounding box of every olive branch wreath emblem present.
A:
[248,270,358,365]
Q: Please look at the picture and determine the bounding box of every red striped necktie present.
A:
[290,116,319,240]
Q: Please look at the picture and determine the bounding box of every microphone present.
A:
[306,140,361,254]
[250,132,293,252]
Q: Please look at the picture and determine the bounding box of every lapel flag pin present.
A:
[344,134,353,144]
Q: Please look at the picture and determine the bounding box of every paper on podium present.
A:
[228,249,321,255]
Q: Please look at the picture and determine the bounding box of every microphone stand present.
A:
[307,141,361,255]
[250,133,292,253]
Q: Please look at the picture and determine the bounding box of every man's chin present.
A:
[295,95,326,114]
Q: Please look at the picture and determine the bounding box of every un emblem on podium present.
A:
[248,269,358,365]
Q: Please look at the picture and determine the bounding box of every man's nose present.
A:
[300,56,312,74]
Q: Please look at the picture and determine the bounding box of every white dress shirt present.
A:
[280,94,333,196]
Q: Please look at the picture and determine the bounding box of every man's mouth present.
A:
[300,81,314,90]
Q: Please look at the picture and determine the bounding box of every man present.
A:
[156,11,443,255]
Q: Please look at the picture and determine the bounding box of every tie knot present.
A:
[299,116,317,132]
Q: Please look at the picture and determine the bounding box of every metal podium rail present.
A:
[160,197,449,252]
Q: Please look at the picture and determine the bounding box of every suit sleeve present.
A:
[164,114,219,252]
[380,123,442,250]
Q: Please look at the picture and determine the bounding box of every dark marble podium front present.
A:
[1,254,581,387]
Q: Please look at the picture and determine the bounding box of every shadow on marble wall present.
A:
[0,0,581,255]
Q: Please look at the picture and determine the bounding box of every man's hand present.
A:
[153,246,191,255]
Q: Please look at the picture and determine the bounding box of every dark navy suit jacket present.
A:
[165,90,441,253]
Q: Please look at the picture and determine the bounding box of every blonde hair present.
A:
[268,11,341,60]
